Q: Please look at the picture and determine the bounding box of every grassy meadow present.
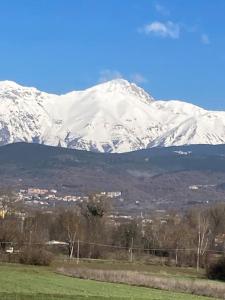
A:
[0,263,218,300]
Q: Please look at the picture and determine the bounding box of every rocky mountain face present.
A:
[0,79,225,153]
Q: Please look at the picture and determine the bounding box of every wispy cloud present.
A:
[155,3,170,16]
[201,34,210,45]
[130,73,148,84]
[141,21,180,39]
[98,69,123,82]
[140,5,208,45]
[98,70,148,85]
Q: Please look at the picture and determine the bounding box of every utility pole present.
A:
[130,237,134,263]
[29,230,32,247]
[197,213,201,272]
[175,248,178,266]
[20,216,25,234]
[77,239,80,264]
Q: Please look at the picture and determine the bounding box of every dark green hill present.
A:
[1,142,225,213]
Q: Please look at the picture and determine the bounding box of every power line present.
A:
[1,240,225,253]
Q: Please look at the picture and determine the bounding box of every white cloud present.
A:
[130,73,148,84]
[98,69,123,82]
[142,21,180,39]
[155,3,170,16]
[201,34,210,45]
[98,70,148,85]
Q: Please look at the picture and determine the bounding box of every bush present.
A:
[19,247,53,266]
[206,257,225,281]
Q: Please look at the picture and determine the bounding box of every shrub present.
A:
[19,247,53,266]
[206,257,225,281]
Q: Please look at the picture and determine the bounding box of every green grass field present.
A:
[0,263,217,300]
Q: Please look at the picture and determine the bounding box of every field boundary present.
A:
[57,267,225,299]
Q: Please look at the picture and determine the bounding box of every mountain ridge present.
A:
[0,79,225,153]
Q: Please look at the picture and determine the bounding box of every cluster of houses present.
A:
[0,188,125,222]
[17,188,123,208]
[189,184,216,190]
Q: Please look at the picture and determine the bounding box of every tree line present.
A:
[1,189,225,271]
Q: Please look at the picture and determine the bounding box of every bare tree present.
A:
[82,194,110,258]
[58,209,82,258]
[196,211,211,271]
[0,188,18,215]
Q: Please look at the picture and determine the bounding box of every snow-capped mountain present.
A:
[0,79,225,153]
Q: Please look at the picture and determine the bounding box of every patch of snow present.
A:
[174,151,192,155]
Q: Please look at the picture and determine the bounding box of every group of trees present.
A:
[138,205,225,269]
[0,193,111,260]
[1,189,225,270]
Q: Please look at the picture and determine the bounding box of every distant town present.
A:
[17,188,122,207]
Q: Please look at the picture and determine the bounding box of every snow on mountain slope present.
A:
[0,79,224,152]
[0,81,57,146]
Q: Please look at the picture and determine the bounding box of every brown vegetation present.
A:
[1,188,225,273]
[57,267,225,299]
[206,257,225,281]
[19,247,53,266]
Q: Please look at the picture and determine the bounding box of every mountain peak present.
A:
[92,78,154,103]
[0,80,23,89]
[105,78,131,86]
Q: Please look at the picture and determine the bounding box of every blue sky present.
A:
[0,0,225,110]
